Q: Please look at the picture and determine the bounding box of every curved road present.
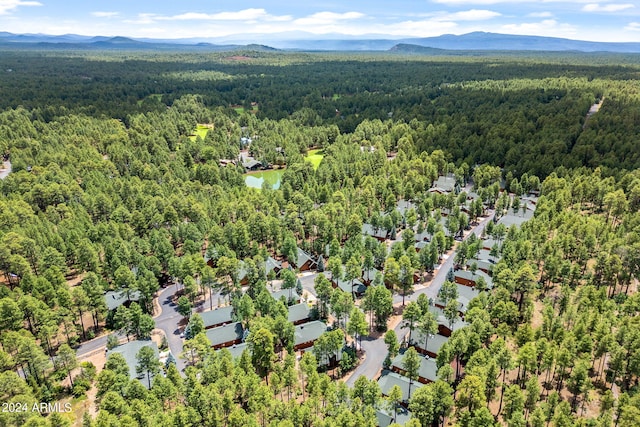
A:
[345,211,494,387]
[76,283,186,372]
[154,283,187,372]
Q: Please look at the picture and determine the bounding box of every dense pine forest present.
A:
[0,49,639,427]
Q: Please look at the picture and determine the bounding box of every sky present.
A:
[1,0,639,43]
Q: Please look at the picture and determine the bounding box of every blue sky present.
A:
[1,0,638,42]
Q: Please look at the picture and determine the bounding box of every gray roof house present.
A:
[218,342,250,360]
[265,256,283,276]
[292,247,316,271]
[410,330,449,358]
[430,175,456,194]
[332,275,367,296]
[270,289,301,305]
[201,305,234,329]
[288,303,312,325]
[376,407,412,427]
[435,282,480,315]
[106,340,159,385]
[104,290,142,311]
[391,352,439,384]
[362,223,388,241]
[454,269,494,290]
[377,371,424,403]
[294,320,327,351]
[205,322,244,349]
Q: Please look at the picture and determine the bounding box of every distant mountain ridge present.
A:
[1,31,639,53]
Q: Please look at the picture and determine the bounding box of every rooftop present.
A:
[378,371,424,402]
[104,289,141,311]
[294,320,327,347]
[205,322,244,347]
[391,351,439,383]
[106,339,159,383]
[200,305,234,329]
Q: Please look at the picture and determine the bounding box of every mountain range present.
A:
[1,31,640,53]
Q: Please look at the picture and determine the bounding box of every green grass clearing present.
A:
[305,149,324,170]
[189,124,210,142]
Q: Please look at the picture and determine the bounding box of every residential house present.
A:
[270,289,301,305]
[265,256,283,276]
[292,247,316,271]
[205,322,244,349]
[435,282,480,315]
[332,275,367,297]
[362,223,388,241]
[242,159,262,171]
[377,371,424,403]
[465,258,494,275]
[375,408,412,427]
[390,352,438,384]
[106,340,159,385]
[287,303,312,325]
[454,269,493,290]
[362,268,382,286]
[218,342,249,359]
[293,320,327,351]
[201,305,234,330]
[429,175,457,194]
[104,290,142,312]
[410,330,449,358]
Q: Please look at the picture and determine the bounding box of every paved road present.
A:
[154,283,187,372]
[76,332,118,359]
[76,283,187,372]
[345,211,494,387]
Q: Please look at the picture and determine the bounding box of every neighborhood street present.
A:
[77,282,187,372]
[345,211,494,387]
[77,209,493,384]
[153,283,187,372]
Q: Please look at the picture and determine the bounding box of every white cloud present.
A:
[501,19,577,37]
[0,0,41,15]
[441,9,502,21]
[164,8,289,22]
[582,3,635,12]
[625,22,640,31]
[294,11,365,26]
[124,13,158,25]
[91,11,119,18]
[125,8,293,25]
[528,12,554,18]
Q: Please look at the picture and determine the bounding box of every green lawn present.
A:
[305,149,324,170]
[189,124,210,142]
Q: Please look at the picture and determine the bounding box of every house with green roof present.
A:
[293,320,327,351]
[377,371,424,403]
[376,407,412,427]
[454,269,493,290]
[410,330,449,358]
[390,352,438,384]
[292,247,316,271]
[200,305,234,330]
[106,339,159,385]
[205,321,244,349]
[270,288,301,305]
[287,303,312,325]
[104,290,141,312]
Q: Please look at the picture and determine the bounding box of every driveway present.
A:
[154,283,186,372]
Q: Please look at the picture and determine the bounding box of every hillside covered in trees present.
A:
[0,50,639,427]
